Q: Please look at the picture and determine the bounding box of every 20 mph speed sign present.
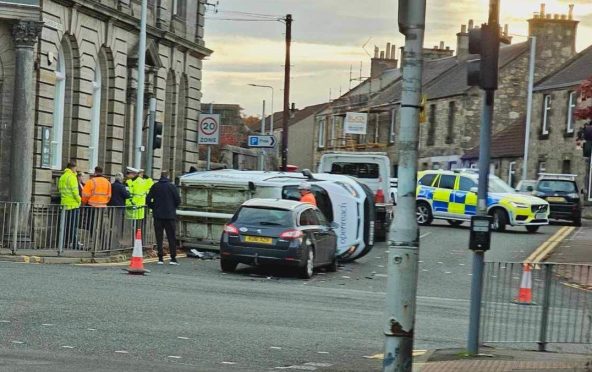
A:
[198,114,220,145]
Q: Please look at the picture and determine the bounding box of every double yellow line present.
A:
[524,226,575,264]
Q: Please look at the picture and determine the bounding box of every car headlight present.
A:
[567,193,579,199]
[510,201,528,208]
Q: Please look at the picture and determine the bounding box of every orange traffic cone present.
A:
[514,263,533,305]
[127,229,149,275]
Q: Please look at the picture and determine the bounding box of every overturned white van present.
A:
[176,170,375,261]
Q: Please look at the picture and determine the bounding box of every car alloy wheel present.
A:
[416,203,432,225]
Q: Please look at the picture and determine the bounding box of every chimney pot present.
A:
[554,13,559,19]
[568,4,574,20]
[390,44,396,59]
[468,19,474,29]
[380,51,385,59]
[504,24,509,35]
[439,41,444,49]
[386,42,391,58]
[374,46,379,58]
[561,14,566,20]
[540,3,546,17]
[446,46,450,50]
[461,24,467,33]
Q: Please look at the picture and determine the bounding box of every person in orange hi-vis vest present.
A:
[298,182,317,206]
[81,166,112,242]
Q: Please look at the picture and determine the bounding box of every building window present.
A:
[89,67,101,171]
[508,161,516,188]
[51,48,66,170]
[318,119,325,148]
[389,109,396,144]
[427,104,436,146]
[562,159,571,174]
[329,116,336,147]
[537,160,546,175]
[541,94,551,136]
[446,101,456,144]
[172,0,186,17]
[566,91,577,134]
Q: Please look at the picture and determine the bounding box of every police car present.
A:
[416,169,549,233]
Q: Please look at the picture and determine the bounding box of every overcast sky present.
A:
[202,0,592,116]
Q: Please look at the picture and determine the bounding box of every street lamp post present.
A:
[248,84,274,133]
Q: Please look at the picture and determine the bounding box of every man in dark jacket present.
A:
[109,172,130,248]
[146,171,181,265]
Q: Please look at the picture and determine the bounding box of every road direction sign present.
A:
[198,114,220,145]
[248,135,276,148]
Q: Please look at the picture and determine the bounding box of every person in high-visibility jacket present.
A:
[81,166,112,240]
[139,169,154,193]
[125,167,146,220]
[58,160,82,249]
[298,182,317,206]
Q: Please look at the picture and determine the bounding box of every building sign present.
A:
[198,114,220,145]
[343,112,368,135]
[41,127,51,169]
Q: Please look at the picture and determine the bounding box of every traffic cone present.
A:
[514,263,533,305]
[127,229,149,275]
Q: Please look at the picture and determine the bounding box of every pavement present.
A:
[546,220,592,290]
[1,221,590,371]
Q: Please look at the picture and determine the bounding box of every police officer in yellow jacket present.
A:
[125,167,146,221]
[58,160,82,249]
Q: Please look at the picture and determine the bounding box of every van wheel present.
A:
[416,202,433,226]
[447,220,463,227]
[220,259,238,273]
[299,247,315,279]
[526,225,540,233]
[491,209,508,232]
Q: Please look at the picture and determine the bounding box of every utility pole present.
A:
[281,14,292,171]
[259,99,266,170]
[207,103,213,171]
[466,0,501,355]
[134,0,148,169]
[522,36,536,181]
[382,1,425,371]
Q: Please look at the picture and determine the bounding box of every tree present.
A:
[242,115,262,131]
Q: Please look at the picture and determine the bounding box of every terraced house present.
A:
[312,4,580,185]
[0,0,211,204]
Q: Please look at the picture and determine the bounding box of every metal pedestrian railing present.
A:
[480,262,592,351]
[0,202,156,257]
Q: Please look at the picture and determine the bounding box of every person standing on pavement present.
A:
[108,172,130,248]
[298,182,317,206]
[146,171,181,265]
[77,172,85,197]
[81,166,112,248]
[125,167,146,229]
[58,160,82,249]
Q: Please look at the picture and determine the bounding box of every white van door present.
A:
[315,181,363,259]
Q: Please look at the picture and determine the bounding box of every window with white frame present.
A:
[566,91,577,134]
[172,0,186,17]
[507,161,516,188]
[329,116,336,147]
[89,66,101,171]
[318,119,325,148]
[51,48,66,170]
[541,94,551,136]
[389,109,396,144]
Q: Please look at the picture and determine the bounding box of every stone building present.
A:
[311,4,580,181]
[526,45,592,193]
[0,0,211,204]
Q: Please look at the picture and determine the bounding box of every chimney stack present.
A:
[569,4,574,20]
[540,3,546,17]
[370,42,399,78]
[374,46,379,58]
[468,19,474,30]
[380,50,385,59]
[456,22,469,59]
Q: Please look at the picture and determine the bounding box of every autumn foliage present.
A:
[574,77,592,121]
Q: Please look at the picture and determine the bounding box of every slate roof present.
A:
[535,44,592,91]
[252,103,330,133]
[461,120,526,160]
[425,41,529,100]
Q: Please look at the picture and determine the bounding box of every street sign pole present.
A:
[207,104,214,171]
[134,0,148,169]
[260,100,266,171]
[383,1,425,371]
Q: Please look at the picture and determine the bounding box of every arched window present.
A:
[89,65,101,171]
[51,48,66,169]
[174,75,187,175]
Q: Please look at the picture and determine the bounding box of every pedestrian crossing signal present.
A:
[153,122,163,149]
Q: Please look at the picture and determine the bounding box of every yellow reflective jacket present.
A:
[125,177,146,219]
[58,168,81,210]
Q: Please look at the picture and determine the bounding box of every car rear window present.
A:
[329,162,379,178]
[537,180,577,193]
[234,207,293,227]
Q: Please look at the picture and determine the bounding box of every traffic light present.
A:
[467,24,500,90]
[153,122,163,149]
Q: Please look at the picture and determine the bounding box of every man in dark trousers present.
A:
[109,172,130,248]
[146,171,181,265]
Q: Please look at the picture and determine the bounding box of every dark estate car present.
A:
[220,199,338,279]
[533,174,582,226]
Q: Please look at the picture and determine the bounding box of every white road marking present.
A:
[42,323,54,326]
[115,350,129,354]
[270,346,282,350]
[61,346,75,349]
[420,232,432,239]
[87,328,97,331]
[437,262,443,264]
[177,336,190,340]
[445,272,452,274]
[0,320,10,323]
[317,351,329,354]
[418,260,423,263]
[341,276,351,279]
[459,263,465,266]
[167,355,182,359]
[422,269,429,272]
[375,273,388,277]
[221,361,236,365]
[11,341,24,344]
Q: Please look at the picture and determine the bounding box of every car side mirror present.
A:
[526,186,534,192]
[470,187,478,194]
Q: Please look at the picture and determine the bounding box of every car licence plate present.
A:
[535,213,547,219]
[547,196,565,202]
[244,236,273,244]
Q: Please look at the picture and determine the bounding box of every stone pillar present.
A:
[9,20,43,203]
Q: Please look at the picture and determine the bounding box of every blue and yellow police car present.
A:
[416,169,549,233]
